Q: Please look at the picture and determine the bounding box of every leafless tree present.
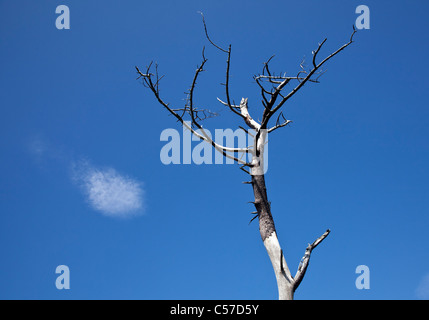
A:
[136,13,356,300]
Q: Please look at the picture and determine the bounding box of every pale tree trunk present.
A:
[251,170,331,299]
[251,173,295,300]
[250,132,295,300]
[249,132,330,300]
[251,168,330,299]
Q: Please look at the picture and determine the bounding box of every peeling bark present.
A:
[250,166,295,300]
[251,174,275,242]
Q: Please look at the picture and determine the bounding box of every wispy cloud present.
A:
[416,273,429,300]
[27,135,145,218]
[72,160,145,218]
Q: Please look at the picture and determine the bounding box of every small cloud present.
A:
[72,160,144,217]
[416,273,429,300]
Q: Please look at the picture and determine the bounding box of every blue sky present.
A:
[1,0,429,299]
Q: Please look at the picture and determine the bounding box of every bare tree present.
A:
[136,14,356,300]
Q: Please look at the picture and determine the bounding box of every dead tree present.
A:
[136,14,356,300]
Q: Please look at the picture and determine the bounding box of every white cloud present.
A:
[72,161,144,217]
[416,273,429,300]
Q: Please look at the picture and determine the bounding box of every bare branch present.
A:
[198,11,228,53]
[135,64,253,165]
[199,12,250,125]
[171,107,218,122]
[263,55,275,77]
[249,212,259,225]
[255,74,321,84]
[238,98,261,130]
[224,45,240,117]
[268,112,292,133]
[268,120,292,133]
[216,97,239,109]
[188,48,208,129]
[293,229,331,292]
[260,28,357,130]
[312,39,327,68]
[238,125,255,138]
[240,165,251,175]
[253,76,271,107]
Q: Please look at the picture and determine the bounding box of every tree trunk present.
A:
[251,173,295,300]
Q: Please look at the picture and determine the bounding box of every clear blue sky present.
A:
[1,0,429,300]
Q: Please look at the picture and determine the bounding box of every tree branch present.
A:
[188,48,208,129]
[293,229,331,292]
[198,11,228,54]
[136,64,253,165]
[199,12,250,125]
[268,112,292,133]
[259,27,357,130]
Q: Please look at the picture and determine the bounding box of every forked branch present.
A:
[258,26,357,130]
[199,11,256,127]
[293,229,331,292]
[135,60,253,166]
